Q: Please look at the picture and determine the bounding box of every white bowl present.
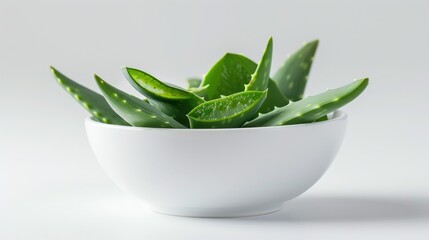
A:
[85,110,347,217]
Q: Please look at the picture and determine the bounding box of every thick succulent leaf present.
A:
[245,37,273,91]
[187,78,202,89]
[201,53,253,100]
[202,53,288,112]
[51,67,129,125]
[123,67,203,102]
[244,78,369,127]
[123,67,204,126]
[273,40,319,101]
[230,54,289,113]
[95,75,186,128]
[187,91,267,128]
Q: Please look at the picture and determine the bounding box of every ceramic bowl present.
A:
[85,110,347,217]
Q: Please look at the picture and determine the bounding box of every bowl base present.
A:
[150,202,283,218]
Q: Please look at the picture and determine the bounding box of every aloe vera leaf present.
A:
[273,40,319,101]
[228,53,289,113]
[202,53,288,112]
[187,78,202,89]
[187,91,267,128]
[95,75,186,128]
[230,53,289,113]
[245,37,273,91]
[201,53,254,100]
[244,78,369,127]
[123,67,204,126]
[51,67,129,125]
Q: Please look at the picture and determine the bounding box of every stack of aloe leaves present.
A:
[51,38,368,129]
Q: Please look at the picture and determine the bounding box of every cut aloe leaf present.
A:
[273,40,319,101]
[123,67,204,126]
[95,75,186,128]
[202,53,288,113]
[187,91,267,128]
[245,37,273,91]
[245,78,368,127]
[51,67,129,125]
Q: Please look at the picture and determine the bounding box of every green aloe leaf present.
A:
[245,37,273,91]
[202,53,288,113]
[95,75,186,128]
[233,53,289,113]
[187,91,267,128]
[201,53,253,100]
[123,67,204,126]
[51,66,129,125]
[244,78,369,127]
[273,40,319,101]
[231,54,289,114]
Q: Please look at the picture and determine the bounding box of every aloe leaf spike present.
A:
[245,37,273,91]
[187,91,267,128]
[244,78,368,127]
[273,40,318,101]
[123,67,204,126]
[95,75,186,128]
[51,67,129,125]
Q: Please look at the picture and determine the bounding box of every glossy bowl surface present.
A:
[85,111,347,217]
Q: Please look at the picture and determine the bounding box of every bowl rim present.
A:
[86,110,347,132]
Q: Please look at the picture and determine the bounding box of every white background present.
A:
[1,0,428,239]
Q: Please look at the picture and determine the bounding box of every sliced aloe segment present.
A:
[245,78,368,127]
[273,40,319,101]
[245,37,273,91]
[95,75,186,128]
[123,67,204,126]
[51,67,129,125]
[187,91,267,128]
